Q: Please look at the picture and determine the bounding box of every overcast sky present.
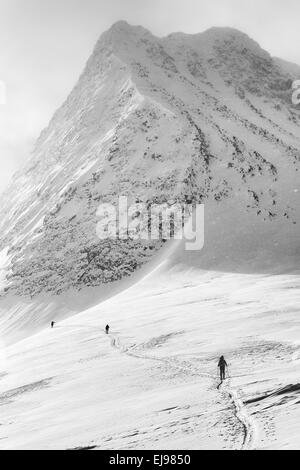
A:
[0,0,300,194]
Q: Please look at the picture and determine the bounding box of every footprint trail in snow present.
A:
[108,332,257,450]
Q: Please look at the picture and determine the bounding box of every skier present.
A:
[218,355,228,381]
[105,324,110,334]
[51,321,55,329]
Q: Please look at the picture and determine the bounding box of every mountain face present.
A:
[0,21,299,301]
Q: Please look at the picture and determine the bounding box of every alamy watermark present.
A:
[292,80,300,105]
[96,197,204,251]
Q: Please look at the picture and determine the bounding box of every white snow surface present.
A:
[0,22,299,450]
[0,247,11,290]
[0,250,300,450]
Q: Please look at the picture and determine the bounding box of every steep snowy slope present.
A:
[0,21,299,339]
[0,22,300,449]
[0,258,300,450]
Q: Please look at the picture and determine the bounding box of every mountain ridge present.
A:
[0,22,299,340]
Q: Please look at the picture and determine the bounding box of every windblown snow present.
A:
[1,258,300,449]
[0,21,299,449]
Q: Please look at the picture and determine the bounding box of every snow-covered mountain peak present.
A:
[95,20,154,55]
[0,21,299,342]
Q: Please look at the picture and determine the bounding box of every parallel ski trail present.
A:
[221,381,257,449]
[110,334,215,380]
[109,333,257,450]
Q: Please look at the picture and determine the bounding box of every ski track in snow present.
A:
[109,332,257,450]
[221,382,257,450]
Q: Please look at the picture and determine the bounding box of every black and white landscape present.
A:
[0,1,299,450]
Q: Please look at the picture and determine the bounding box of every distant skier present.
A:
[105,324,110,334]
[51,321,55,329]
[218,355,228,381]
